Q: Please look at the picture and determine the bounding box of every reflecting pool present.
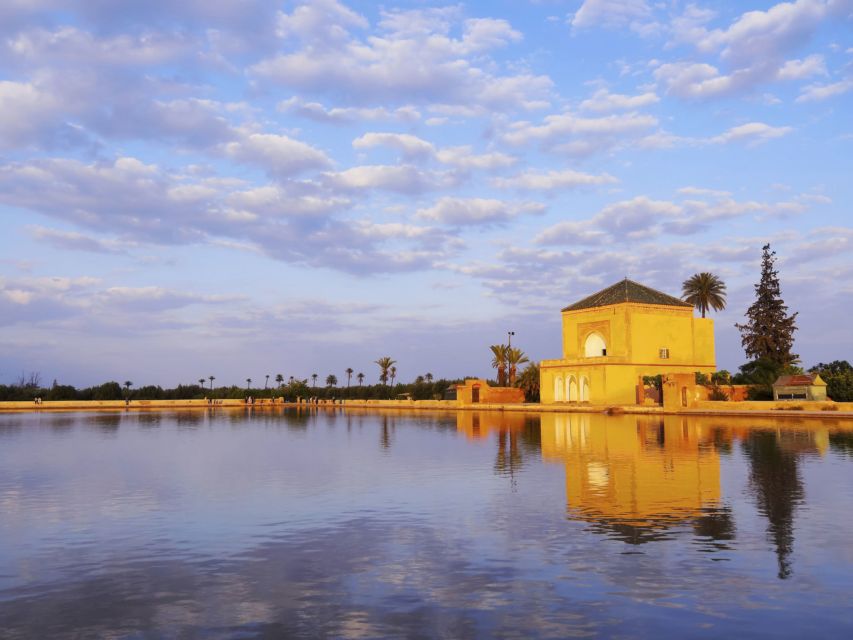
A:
[1,409,853,638]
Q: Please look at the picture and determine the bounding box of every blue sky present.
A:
[1,0,851,387]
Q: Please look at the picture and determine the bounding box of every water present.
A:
[1,409,852,639]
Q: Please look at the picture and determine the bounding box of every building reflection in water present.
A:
[540,414,726,545]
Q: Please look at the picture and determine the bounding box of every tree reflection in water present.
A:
[742,430,805,580]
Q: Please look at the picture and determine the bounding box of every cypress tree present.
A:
[735,244,798,366]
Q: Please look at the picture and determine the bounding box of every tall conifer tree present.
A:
[735,244,798,366]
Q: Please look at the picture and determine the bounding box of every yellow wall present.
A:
[542,302,716,405]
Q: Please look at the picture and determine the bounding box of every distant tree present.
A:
[415,375,425,384]
[289,376,295,385]
[199,378,206,388]
[311,373,318,387]
[375,357,396,385]
[246,378,252,390]
[516,362,540,402]
[390,366,397,385]
[357,372,365,386]
[682,272,727,318]
[506,348,529,386]
[326,374,338,387]
[425,372,433,383]
[345,367,354,387]
[264,374,270,389]
[123,381,133,397]
[809,360,853,402]
[208,376,215,390]
[275,374,284,388]
[490,344,509,386]
[94,381,123,401]
[735,244,798,367]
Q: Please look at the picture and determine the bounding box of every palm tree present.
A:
[123,381,132,399]
[246,377,252,390]
[275,374,284,388]
[425,372,433,383]
[490,344,509,386]
[326,374,338,387]
[517,362,540,402]
[345,368,353,387]
[289,376,295,385]
[311,373,318,387]
[506,348,529,386]
[682,272,727,318]
[375,357,396,385]
[264,374,270,389]
[198,378,206,388]
[357,372,365,386]
[208,376,215,390]
[390,366,397,386]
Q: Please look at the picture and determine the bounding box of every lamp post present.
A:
[507,331,515,348]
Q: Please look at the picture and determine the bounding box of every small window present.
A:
[601,348,607,356]
[659,348,669,359]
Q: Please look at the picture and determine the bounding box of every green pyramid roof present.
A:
[562,278,693,312]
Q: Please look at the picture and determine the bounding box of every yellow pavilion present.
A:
[540,278,716,405]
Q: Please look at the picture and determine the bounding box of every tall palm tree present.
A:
[375,357,396,385]
[357,372,365,386]
[311,373,318,387]
[490,344,509,386]
[506,348,529,386]
[682,272,727,318]
[264,374,270,389]
[326,374,338,387]
[289,376,295,385]
[123,381,132,399]
[198,378,205,388]
[275,374,284,388]
[425,372,433,384]
[246,377,252,390]
[390,366,397,386]
[208,376,215,390]
[345,367,354,387]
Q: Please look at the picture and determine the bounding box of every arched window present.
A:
[580,376,590,402]
[584,333,607,357]
[554,376,564,401]
[568,376,578,402]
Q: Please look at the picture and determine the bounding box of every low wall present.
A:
[693,400,853,413]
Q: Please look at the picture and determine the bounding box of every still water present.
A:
[1,409,852,639]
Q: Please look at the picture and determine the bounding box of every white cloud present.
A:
[322,165,454,193]
[795,77,853,102]
[776,54,827,80]
[251,1,552,110]
[416,197,544,226]
[579,88,660,112]
[434,147,517,170]
[710,122,793,145]
[221,132,331,178]
[278,97,420,123]
[492,169,617,191]
[352,132,436,159]
[571,0,654,31]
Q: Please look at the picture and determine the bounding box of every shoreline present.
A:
[2,398,852,420]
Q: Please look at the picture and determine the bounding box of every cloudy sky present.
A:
[1,0,851,387]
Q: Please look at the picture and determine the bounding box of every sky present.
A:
[1,0,851,388]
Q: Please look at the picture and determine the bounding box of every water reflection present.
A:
[1,409,852,638]
[540,414,724,545]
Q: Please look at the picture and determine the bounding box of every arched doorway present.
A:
[584,333,607,357]
[580,376,590,402]
[568,376,578,402]
[554,376,564,401]
[472,385,480,403]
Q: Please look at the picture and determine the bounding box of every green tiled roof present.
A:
[562,278,693,312]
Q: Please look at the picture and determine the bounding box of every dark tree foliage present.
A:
[735,244,798,367]
[809,360,853,402]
